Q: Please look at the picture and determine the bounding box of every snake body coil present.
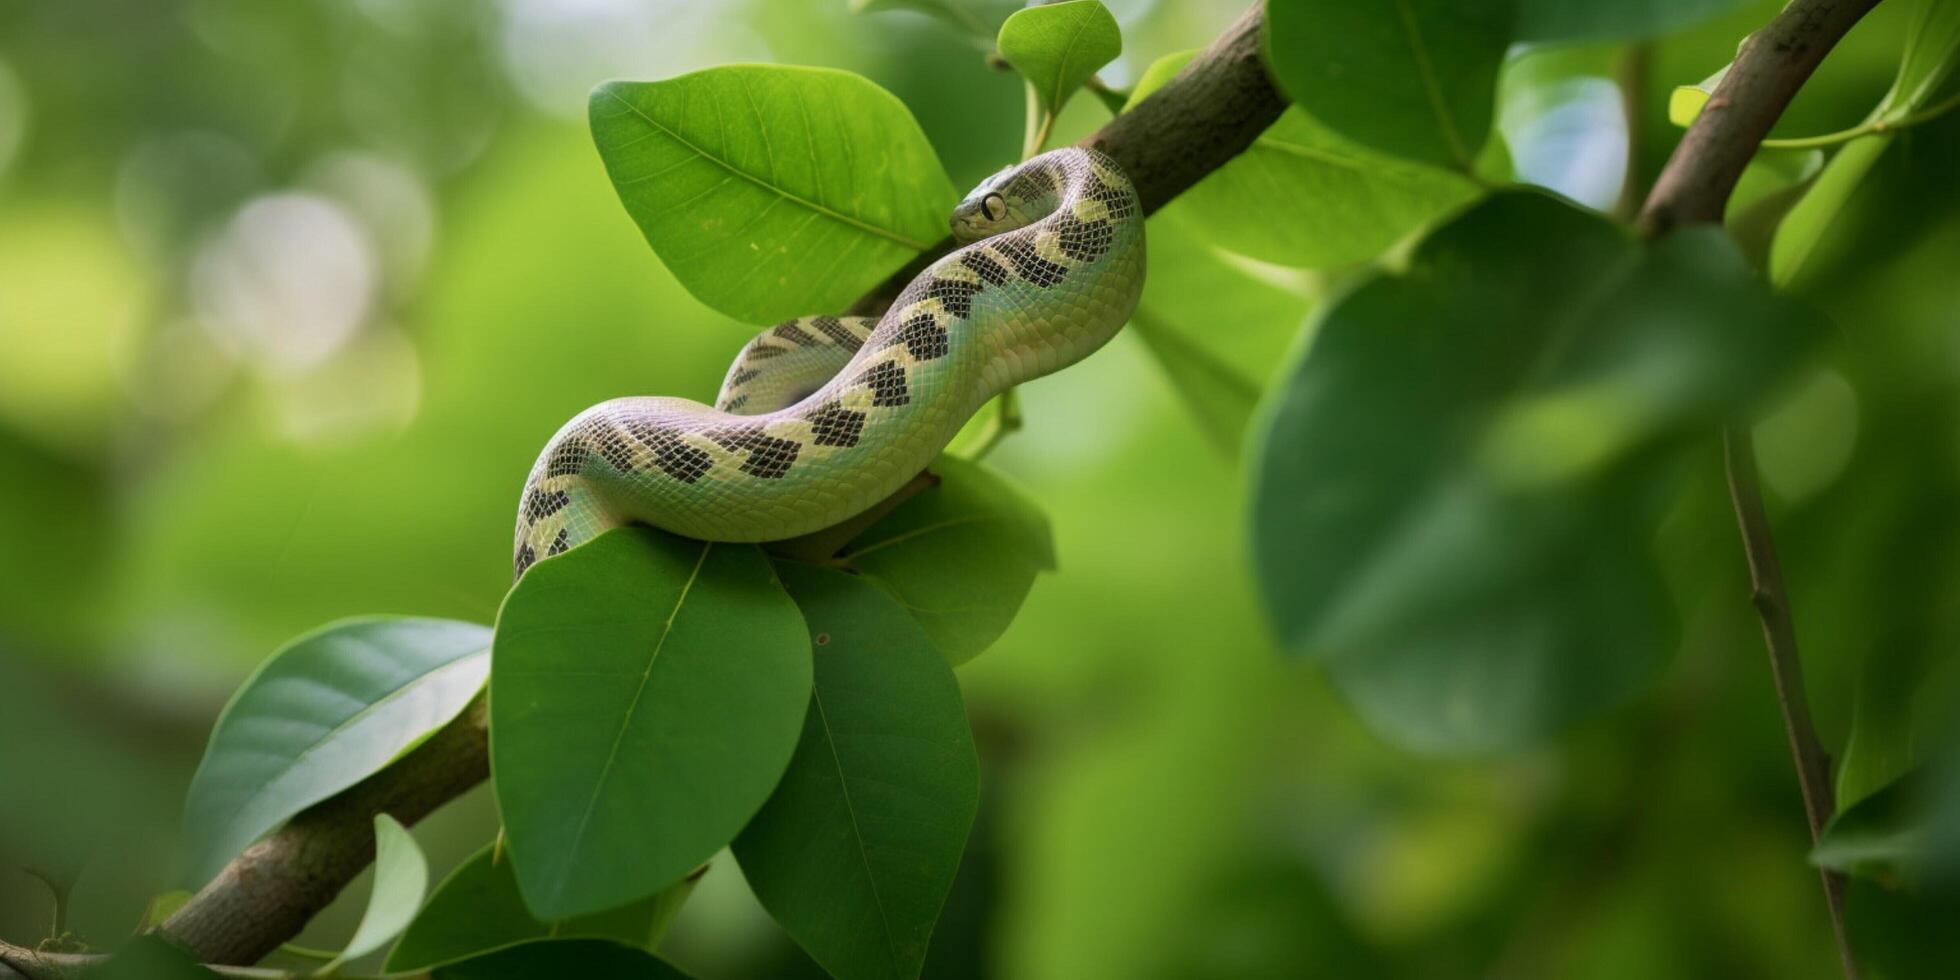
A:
[513,147,1144,575]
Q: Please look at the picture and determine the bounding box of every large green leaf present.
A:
[182,617,491,885]
[590,67,958,325]
[1129,210,1312,454]
[1516,0,1750,42]
[385,842,676,972]
[1132,47,1478,266]
[491,528,810,919]
[1249,191,1828,753]
[323,814,430,972]
[1264,0,1511,171]
[734,564,979,980]
[432,939,693,979]
[996,1,1122,118]
[841,454,1054,664]
[1176,107,1481,267]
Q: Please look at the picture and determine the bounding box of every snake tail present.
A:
[513,146,1144,577]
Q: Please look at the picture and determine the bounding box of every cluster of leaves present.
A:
[163,5,1112,977]
[135,0,1960,976]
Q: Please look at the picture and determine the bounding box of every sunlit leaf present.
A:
[734,564,979,980]
[997,0,1122,117]
[432,939,693,979]
[1668,63,1728,127]
[591,67,958,325]
[491,528,810,919]
[842,455,1054,664]
[1177,107,1481,266]
[1264,0,1511,170]
[182,617,491,885]
[1250,191,1829,753]
[385,842,678,972]
[322,814,429,972]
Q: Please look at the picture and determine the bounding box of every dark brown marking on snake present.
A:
[745,343,787,360]
[624,420,713,483]
[729,367,763,387]
[894,312,950,361]
[773,321,819,346]
[716,430,801,479]
[515,544,537,576]
[721,393,751,412]
[807,401,866,447]
[854,360,910,407]
[1054,213,1114,263]
[545,441,590,478]
[961,251,1010,286]
[547,528,570,557]
[810,315,860,346]
[926,277,980,319]
[524,489,571,523]
[995,236,1068,288]
[594,425,638,473]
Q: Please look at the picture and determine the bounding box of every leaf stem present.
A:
[1761,88,1960,148]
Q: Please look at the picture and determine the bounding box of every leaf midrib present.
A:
[603,89,933,252]
[198,648,487,869]
[552,542,714,905]
[811,684,908,976]
[1390,0,1473,170]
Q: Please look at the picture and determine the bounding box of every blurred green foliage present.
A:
[3,0,1960,977]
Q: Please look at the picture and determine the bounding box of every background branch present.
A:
[0,6,1288,975]
[1635,0,1885,976]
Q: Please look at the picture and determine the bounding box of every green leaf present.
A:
[432,939,693,979]
[1517,0,1750,43]
[1129,211,1312,454]
[1668,64,1728,127]
[1173,108,1481,267]
[851,0,1025,42]
[385,843,676,972]
[491,527,810,919]
[1121,49,1195,112]
[182,617,491,885]
[1264,0,1511,170]
[734,564,978,980]
[1814,774,1934,882]
[842,455,1054,664]
[135,890,194,934]
[590,67,958,325]
[1249,191,1828,753]
[996,0,1123,117]
[92,936,219,979]
[321,814,429,973]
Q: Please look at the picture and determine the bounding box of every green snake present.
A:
[513,147,1144,576]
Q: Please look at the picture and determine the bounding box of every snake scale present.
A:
[513,147,1144,576]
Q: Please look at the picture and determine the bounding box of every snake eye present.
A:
[980,193,1006,221]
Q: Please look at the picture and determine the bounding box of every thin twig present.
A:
[1724,431,1852,967]
[1636,0,1886,975]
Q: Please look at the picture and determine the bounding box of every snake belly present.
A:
[512,147,1144,576]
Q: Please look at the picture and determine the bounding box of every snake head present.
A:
[951,156,1061,243]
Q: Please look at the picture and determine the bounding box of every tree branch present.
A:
[851,1,1282,316]
[0,7,1288,975]
[1635,1,1883,976]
